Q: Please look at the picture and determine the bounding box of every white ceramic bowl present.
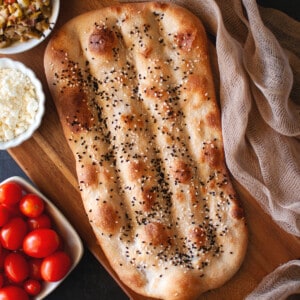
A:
[0,58,45,150]
[0,0,60,55]
[0,176,84,300]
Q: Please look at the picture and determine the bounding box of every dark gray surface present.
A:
[257,0,299,21]
[0,2,298,299]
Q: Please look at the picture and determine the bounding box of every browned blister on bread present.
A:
[44,2,247,299]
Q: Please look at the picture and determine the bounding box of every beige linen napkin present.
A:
[119,0,300,298]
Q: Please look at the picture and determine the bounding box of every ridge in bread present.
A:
[44,2,247,300]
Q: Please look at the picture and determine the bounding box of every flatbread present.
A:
[44,2,247,299]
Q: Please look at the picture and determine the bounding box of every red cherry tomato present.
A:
[23,279,41,296]
[0,274,3,289]
[0,286,29,300]
[19,194,44,218]
[28,258,43,280]
[4,252,29,283]
[0,206,10,227]
[23,229,60,258]
[27,214,52,231]
[1,203,21,218]
[41,251,71,282]
[0,182,22,207]
[0,217,28,250]
[0,248,9,270]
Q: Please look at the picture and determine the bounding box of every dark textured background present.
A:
[0,2,298,299]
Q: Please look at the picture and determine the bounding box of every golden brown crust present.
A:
[44,2,247,299]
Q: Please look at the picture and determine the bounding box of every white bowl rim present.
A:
[0,57,45,150]
[0,0,60,55]
[0,176,84,300]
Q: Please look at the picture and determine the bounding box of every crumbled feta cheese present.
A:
[0,68,39,142]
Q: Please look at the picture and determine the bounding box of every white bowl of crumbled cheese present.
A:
[0,58,45,150]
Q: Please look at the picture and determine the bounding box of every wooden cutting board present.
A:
[1,1,299,299]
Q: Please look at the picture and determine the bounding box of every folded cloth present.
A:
[245,260,300,300]
[122,0,300,298]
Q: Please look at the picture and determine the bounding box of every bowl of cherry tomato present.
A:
[0,176,84,299]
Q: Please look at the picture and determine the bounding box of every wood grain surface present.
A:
[1,1,299,299]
